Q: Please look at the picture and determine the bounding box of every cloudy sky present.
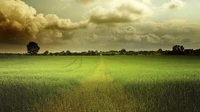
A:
[0,0,199,53]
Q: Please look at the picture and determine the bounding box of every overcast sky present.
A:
[0,0,200,53]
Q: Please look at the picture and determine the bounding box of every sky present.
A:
[0,0,200,53]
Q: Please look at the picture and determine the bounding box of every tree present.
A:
[43,51,49,55]
[119,49,126,55]
[180,46,184,52]
[172,45,184,52]
[66,50,71,55]
[60,51,66,55]
[27,42,40,55]
[157,48,163,54]
[173,45,179,52]
[172,45,184,54]
[158,48,162,52]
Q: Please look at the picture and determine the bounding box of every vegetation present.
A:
[2,44,200,56]
[0,56,200,112]
[27,42,40,55]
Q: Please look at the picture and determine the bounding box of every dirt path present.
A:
[82,57,112,83]
[76,57,115,111]
[46,57,136,112]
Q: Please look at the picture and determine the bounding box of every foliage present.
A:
[43,51,49,55]
[27,42,40,55]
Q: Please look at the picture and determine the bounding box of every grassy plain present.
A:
[0,55,200,112]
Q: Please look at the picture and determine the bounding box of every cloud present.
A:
[85,34,99,42]
[141,0,152,4]
[162,0,186,10]
[89,0,152,24]
[182,38,191,43]
[0,11,6,21]
[76,20,200,48]
[76,0,95,5]
[0,0,88,45]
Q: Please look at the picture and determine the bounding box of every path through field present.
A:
[1,56,200,112]
[49,57,136,112]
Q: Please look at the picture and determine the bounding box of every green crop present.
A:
[0,56,199,112]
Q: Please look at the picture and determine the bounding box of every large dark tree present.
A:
[27,42,40,55]
[172,45,184,55]
[172,45,184,52]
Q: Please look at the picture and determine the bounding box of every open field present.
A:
[0,56,200,112]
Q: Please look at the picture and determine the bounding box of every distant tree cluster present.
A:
[41,50,100,56]
[1,42,200,56]
[161,45,200,55]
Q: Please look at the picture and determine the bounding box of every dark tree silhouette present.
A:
[27,42,40,55]
[119,49,126,55]
[180,46,184,52]
[172,45,184,55]
[66,50,71,55]
[173,45,184,52]
[43,51,49,55]
[157,48,163,53]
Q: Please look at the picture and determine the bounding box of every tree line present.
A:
[1,41,200,56]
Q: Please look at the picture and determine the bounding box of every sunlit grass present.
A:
[105,56,200,112]
[0,55,200,112]
[0,56,99,112]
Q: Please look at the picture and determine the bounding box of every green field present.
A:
[0,56,200,112]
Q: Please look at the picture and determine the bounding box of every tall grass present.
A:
[105,56,200,112]
[0,56,99,112]
[0,55,200,112]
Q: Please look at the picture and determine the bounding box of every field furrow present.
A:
[56,57,136,112]
[0,56,200,112]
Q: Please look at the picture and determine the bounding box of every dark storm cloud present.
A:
[0,0,88,45]
[0,11,6,21]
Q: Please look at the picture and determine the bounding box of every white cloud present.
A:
[89,0,152,24]
[141,0,152,4]
[162,0,186,10]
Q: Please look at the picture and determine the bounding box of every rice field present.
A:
[0,55,200,112]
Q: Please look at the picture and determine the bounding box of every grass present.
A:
[0,55,200,112]
[105,56,200,112]
[124,80,200,112]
